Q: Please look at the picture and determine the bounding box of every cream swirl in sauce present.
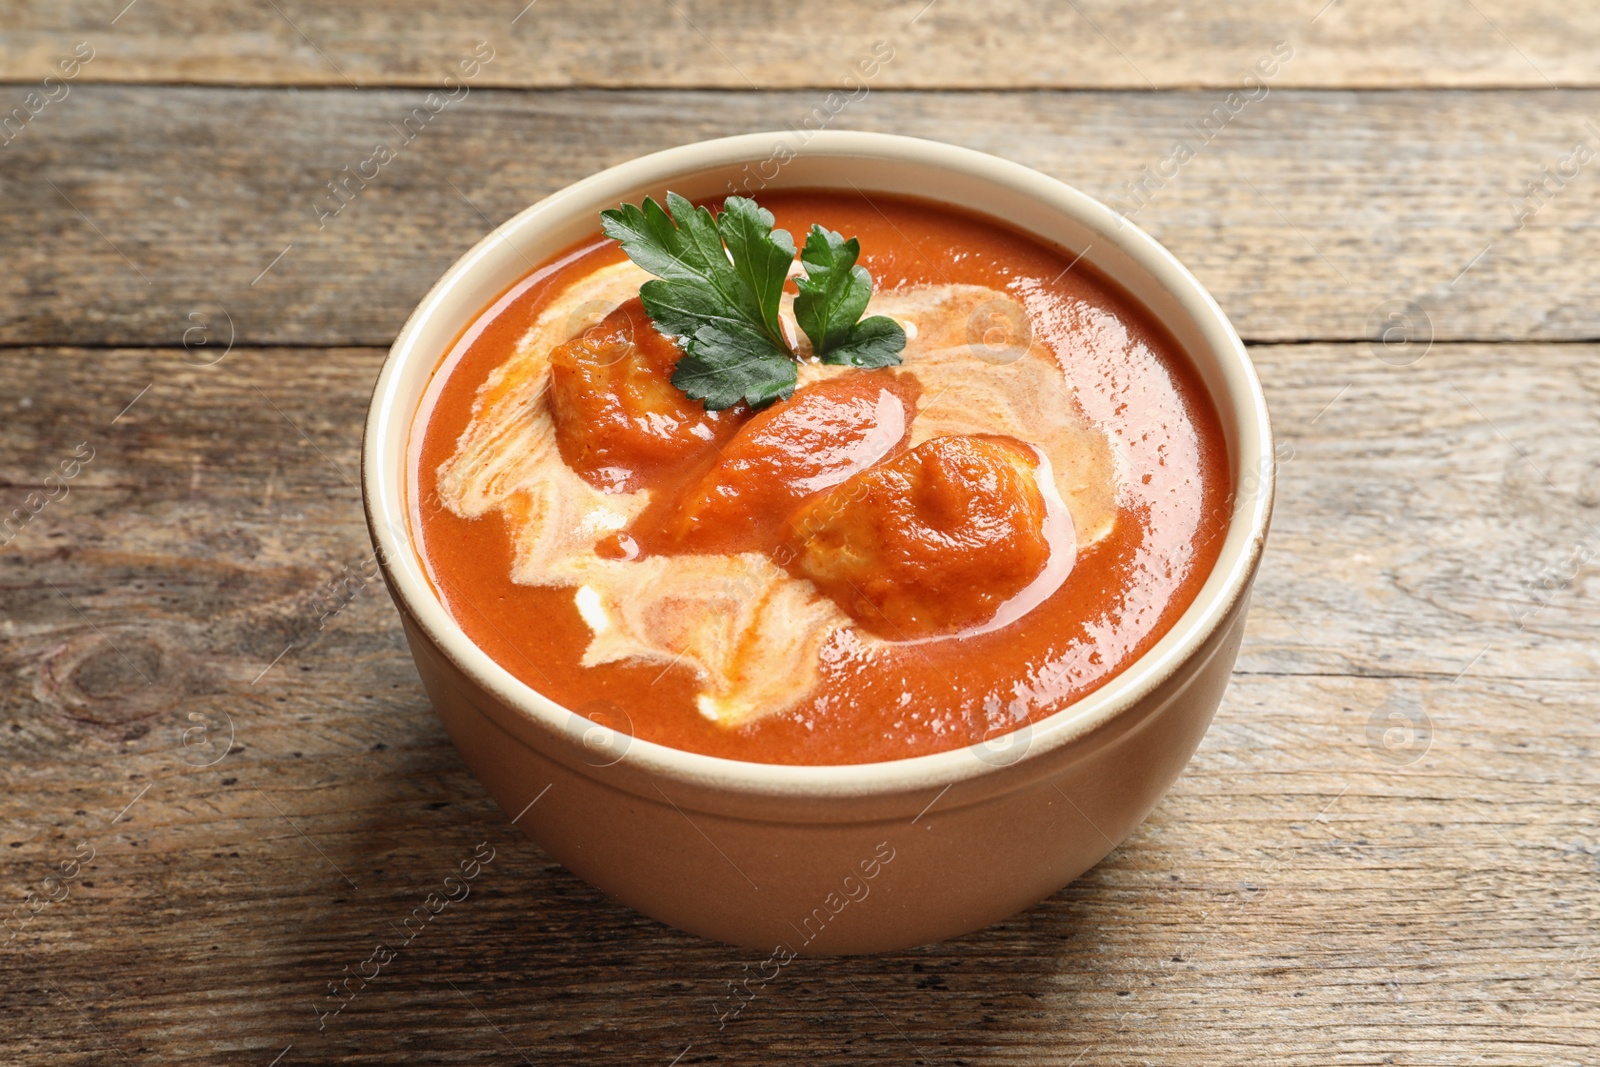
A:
[435,262,1118,726]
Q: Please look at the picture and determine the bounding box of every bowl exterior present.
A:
[385,573,1254,953]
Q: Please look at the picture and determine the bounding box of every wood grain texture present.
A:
[2,341,1596,1064]
[4,5,1600,1058]
[2,0,1599,89]
[4,87,1600,349]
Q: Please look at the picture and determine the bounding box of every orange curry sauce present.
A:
[410,191,1231,765]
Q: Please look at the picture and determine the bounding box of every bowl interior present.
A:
[363,131,1273,801]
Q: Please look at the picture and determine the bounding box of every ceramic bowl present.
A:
[362,131,1274,954]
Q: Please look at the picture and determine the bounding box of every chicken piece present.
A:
[548,298,742,491]
[655,371,920,554]
[825,283,1120,550]
[789,434,1053,639]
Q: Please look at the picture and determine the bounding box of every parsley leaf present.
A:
[794,225,906,368]
[668,320,797,411]
[600,193,796,410]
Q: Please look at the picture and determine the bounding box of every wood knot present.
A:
[38,632,188,728]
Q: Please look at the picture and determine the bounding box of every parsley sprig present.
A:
[599,193,906,410]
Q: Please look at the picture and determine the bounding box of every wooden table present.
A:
[3,3,1597,1063]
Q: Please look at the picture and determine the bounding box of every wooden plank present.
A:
[3,340,1596,691]
[2,0,1598,89]
[3,673,1596,1066]
[1245,342,1600,685]
[1,340,1596,1062]
[4,87,1600,348]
